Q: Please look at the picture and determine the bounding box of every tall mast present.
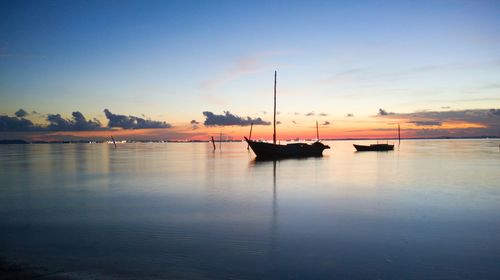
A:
[316,120,319,141]
[273,71,277,145]
[247,122,253,150]
[398,123,401,146]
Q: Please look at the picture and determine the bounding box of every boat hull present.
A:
[353,144,394,152]
[245,138,329,159]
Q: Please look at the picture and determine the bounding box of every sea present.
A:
[0,139,499,279]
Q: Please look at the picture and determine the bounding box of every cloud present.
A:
[346,113,354,117]
[190,120,200,130]
[201,51,293,90]
[15,109,28,118]
[378,108,394,116]
[292,120,297,124]
[47,112,102,131]
[305,112,315,116]
[322,121,330,126]
[277,121,282,125]
[489,109,500,116]
[319,112,328,116]
[321,60,500,86]
[319,68,364,84]
[294,112,300,115]
[407,120,442,126]
[1,111,101,132]
[104,109,171,129]
[0,115,38,131]
[202,111,270,126]
[379,109,500,134]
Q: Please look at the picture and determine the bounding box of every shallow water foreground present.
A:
[0,140,499,279]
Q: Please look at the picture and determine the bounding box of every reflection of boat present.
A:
[353,124,400,152]
[245,71,330,159]
[353,143,394,152]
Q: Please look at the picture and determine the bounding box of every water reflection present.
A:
[0,140,499,279]
[247,158,280,276]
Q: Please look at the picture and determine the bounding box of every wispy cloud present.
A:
[407,120,442,126]
[201,51,294,90]
[378,109,500,132]
[320,60,500,85]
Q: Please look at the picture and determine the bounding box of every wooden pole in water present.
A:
[111,135,117,149]
[273,71,277,145]
[211,136,216,151]
[247,122,253,150]
[316,120,319,141]
[219,132,222,150]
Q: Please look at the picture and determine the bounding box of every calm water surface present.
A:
[1,140,499,279]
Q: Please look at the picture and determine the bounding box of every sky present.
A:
[1,0,499,141]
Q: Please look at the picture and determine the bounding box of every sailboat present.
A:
[353,124,400,152]
[245,71,330,159]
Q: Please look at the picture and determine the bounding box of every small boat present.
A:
[353,143,394,152]
[245,71,330,159]
[246,137,329,158]
[353,124,400,152]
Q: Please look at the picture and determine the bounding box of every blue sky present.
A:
[1,0,499,139]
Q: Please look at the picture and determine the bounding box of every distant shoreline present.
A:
[0,137,499,145]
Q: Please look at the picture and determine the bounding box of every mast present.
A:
[316,120,319,141]
[247,122,253,150]
[273,71,277,145]
[398,123,401,146]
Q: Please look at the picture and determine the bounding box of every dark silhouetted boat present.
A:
[353,143,394,151]
[245,71,330,159]
[353,124,400,152]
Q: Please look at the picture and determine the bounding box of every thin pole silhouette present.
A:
[273,71,277,145]
[247,122,253,150]
[211,136,216,151]
[316,120,319,141]
[398,123,401,147]
[111,135,117,149]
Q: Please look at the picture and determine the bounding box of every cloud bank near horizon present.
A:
[202,111,270,126]
[1,110,103,132]
[378,109,500,131]
[1,109,172,132]
[104,109,171,129]
[2,108,500,139]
